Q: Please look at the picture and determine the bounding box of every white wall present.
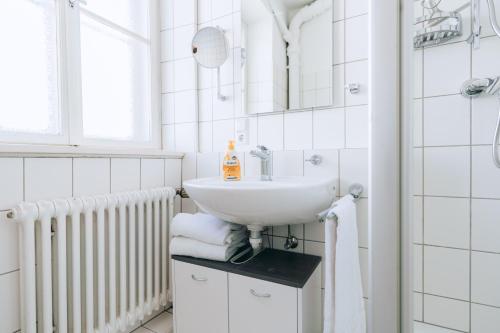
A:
[413,0,500,331]
[160,0,370,327]
[0,156,182,332]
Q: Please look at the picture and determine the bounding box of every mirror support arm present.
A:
[217,67,226,101]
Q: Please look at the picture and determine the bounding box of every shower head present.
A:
[461,77,500,98]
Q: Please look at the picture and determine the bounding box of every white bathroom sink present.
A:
[183,177,336,226]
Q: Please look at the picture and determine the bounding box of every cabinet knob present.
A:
[191,274,208,282]
[250,289,271,298]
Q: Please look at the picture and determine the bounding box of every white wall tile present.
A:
[424,197,470,249]
[471,199,500,253]
[304,222,325,243]
[173,0,196,27]
[339,149,368,197]
[284,112,313,150]
[414,244,423,292]
[423,42,471,97]
[174,122,197,152]
[423,294,470,332]
[198,88,213,122]
[212,119,235,152]
[413,322,459,333]
[73,158,110,196]
[345,15,368,62]
[345,105,368,148]
[165,159,182,188]
[182,153,197,181]
[174,90,197,123]
[0,272,20,333]
[162,93,175,124]
[345,60,368,106]
[471,303,500,333]
[162,124,175,150]
[196,152,220,178]
[25,158,72,201]
[174,58,196,92]
[0,222,19,274]
[199,121,213,152]
[304,240,325,288]
[424,146,470,197]
[162,61,175,93]
[212,0,233,19]
[141,159,165,189]
[472,96,499,145]
[173,25,195,60]
[472,146,500,198]
[345,0,368,18]
[110,158,141,192]
[472,251,500,307]
[472,36,500,78]
[423,95,470,146]
[424,246,469,300]
[0,158,23,210]
[182,198,198,213]
[244,152,261,177]
[304,150,339,187]
[273,150,304,177]
[213,86,235,120]
[258,114,284,151]
[313,108,345,149]
[273,223,304,239]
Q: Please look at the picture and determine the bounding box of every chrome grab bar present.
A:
[250,289,271,298]
[317,183,364,223]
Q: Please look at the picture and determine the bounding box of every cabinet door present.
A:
[229,274,298,333]
[173,261,228,333]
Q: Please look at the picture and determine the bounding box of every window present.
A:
[0,0,159,147]
[0,0,62,141]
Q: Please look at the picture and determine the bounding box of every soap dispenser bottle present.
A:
[223,140,241,181]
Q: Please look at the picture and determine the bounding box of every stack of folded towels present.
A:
[170,213,248,262]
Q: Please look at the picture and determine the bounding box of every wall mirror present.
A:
[241,0,333,114]
[192,26,229,100]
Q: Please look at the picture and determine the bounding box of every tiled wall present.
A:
[413,0,500,331]
[160,0,370,326]
[0,156,182,333]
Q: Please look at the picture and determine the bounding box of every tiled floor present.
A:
[135,311,174,333]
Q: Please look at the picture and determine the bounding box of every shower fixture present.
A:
[461,77,500,168]
[413,0,466,48]
[468,0,500,48]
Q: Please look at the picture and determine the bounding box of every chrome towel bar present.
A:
[317,183,364,223]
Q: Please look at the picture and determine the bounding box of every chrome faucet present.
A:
[250,145,272,181]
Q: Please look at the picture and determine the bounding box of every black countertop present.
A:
[172,248,321,288]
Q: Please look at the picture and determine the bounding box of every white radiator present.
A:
[8,187,176,333]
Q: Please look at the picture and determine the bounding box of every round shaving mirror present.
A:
[192,27,229,68]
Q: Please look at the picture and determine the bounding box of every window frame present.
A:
[0,0,161,150]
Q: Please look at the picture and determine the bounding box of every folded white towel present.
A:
[323,195,366,333]
[170,236,247,262]
[171,213,246,246]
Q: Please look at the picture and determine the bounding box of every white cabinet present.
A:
[229,274,298,333]
[172,261,229,333]
[172,257,321,333]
